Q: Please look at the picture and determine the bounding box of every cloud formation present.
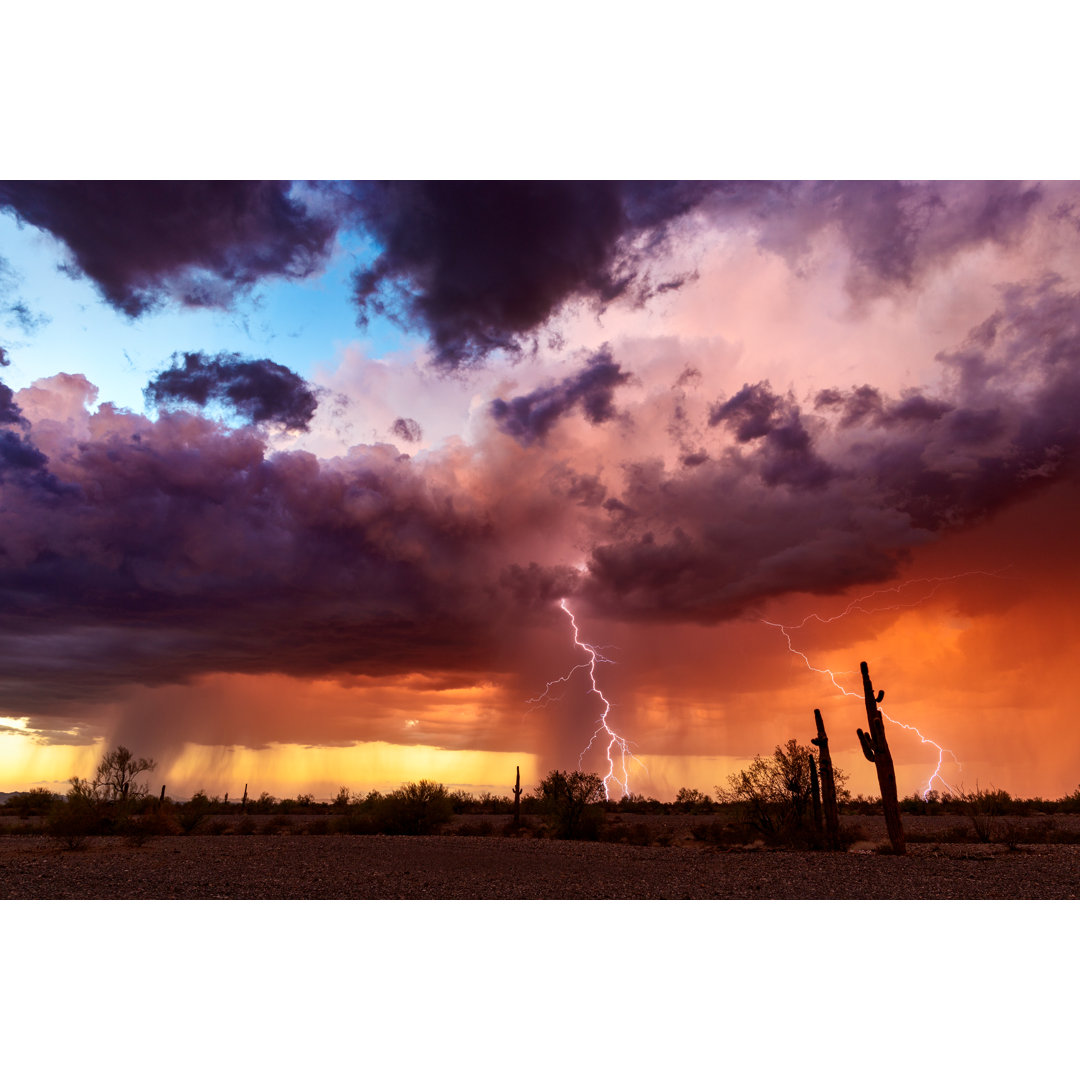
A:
[145,351,319,431]
[7,264,1077,721]
[347,181,714,368]
[490,347,630,445]
[0,181,335,316]
[390,417,422,443]
[3,180,1080,794]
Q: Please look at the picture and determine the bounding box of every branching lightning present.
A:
[759,573,1007,798]
[528,598,644,799]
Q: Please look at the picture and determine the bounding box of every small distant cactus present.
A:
[512,765,523,828]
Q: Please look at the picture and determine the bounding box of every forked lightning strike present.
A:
[528,598,643,799]
[758,574,1001,798]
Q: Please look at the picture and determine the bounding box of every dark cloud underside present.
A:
[145,351,319,431]
[0,180,336,316]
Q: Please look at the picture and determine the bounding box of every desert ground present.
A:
[2,813,1078,899]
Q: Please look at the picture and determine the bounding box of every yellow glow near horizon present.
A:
[161,741,541,800]
[0,732,106,793]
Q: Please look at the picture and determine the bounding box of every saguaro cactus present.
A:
[811,708,840,850]
[856,661,906,854]
[241,783,248,812]
[512,765,523,828]
[159,784,166,806]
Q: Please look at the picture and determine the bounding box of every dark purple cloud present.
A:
[0,429,48,476]
[490,347,630,445]
[0,378,52,482]
[347,181,717,368]
[0,181,336,317]
[814,385,954,428]
[0,404,570,714]
[0,379,22,426]
[3,272,1080,718]
[576,275,1080,621]
[750,181,1043,302]
[145,351,319,431]
[710,382,835,490]
[390,417,422,443]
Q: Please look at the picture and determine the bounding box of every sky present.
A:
[2,179,1080,800]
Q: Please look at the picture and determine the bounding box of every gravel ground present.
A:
[2,832,1079,899]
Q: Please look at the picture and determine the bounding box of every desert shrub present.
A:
[121,808,177,846]
[7,787,61,818]
[614,793,664,814]
[176,791,212,833]
[450,789,478,813]
[1056,786,1080,813]
[674,788,714,813]
[234,815,257,835]
[371,780,454,835]
[958,784,1012,842]
[303,817,330,835]
[535,770,605,840]
[900,790,946,815]
[47,781,106,848]
[718,740,850,844]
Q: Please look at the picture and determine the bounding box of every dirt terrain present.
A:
[2,812,1079,899]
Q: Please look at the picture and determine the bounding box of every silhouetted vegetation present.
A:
[716,739,852,846]
[535,770,605,839]
[7,787,60,817]
[8,741,1080,852]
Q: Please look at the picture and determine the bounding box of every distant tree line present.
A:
[4,742,1080,850]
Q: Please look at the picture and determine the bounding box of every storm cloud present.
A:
[490,347,630,445]
[3,181,1080,788]
[145,351,319,431]
[0,181,336,316]
[346,181,717,368]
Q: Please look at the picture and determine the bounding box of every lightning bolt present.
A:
[528,598,644,800]
[758,573,1005,799]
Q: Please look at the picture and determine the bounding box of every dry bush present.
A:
[535,770,605,840]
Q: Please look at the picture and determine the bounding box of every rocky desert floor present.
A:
[2,813,1078,899]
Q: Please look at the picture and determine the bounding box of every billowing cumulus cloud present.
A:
[145,351,319,431]
[0,180,335,316]
[6,268,1080,723]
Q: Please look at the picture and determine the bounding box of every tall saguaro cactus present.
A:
[856,661,906,854]
[512,765,523,828]
[811,708,840,850]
